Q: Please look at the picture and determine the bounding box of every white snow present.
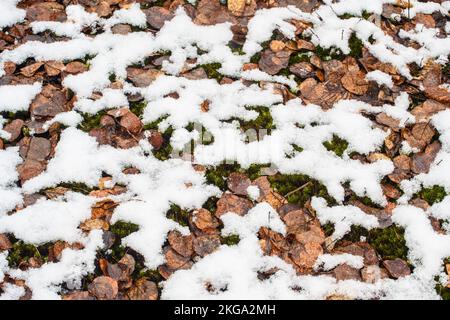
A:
[0,0,25,29]
[0,83,42,113]
[366,70,393,88]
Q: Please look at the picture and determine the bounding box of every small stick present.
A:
[284,181,312,198]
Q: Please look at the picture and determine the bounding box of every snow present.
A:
[0,147,23,216]
[366,70,393,88]
[311,197,379,241]
[0,83,42,113]
[0,0,25,29]
[0,0,449,300]
[314,253,364,271]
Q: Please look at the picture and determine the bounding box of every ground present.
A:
[0,0,449,300]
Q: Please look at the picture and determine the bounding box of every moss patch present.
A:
[221,234,240,246]
[343,225,408,261]
[110,221,140,239]
[269,174,335,206]
[200,63,223,81]
[79,111,107,132]
[166,204,190,227]
[7,241,42,268]
[323,135,349,157]
[420,185,447,205]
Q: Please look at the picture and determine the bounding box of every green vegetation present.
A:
[323,135,349,157]
[166,204,190,227]
[268,174,335,206]
[129,101,147,118]
[79,111,107,132]
[200,63,223,81]
[221,234,240,246]
[420,185,447,205]
[110,221,140,239]
[205,163,240,190]
[343,225,408,261]
[289,52,311,65]
[240,107,275,132]
[7,241,42,268]
[348,33,363,58]
[202,196,220,213]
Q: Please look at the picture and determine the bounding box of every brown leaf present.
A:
[165,248,191,270]
[44,61,65,77]
[411,141,441,174]
[63,291,95,300]
[215,193,253,218]
[361,265,389,283]
[17,159,46,184]
[26,2,67,22]
[119,111,143,134]
[227,0,256,17]
[341,71,369,95]
[65,61,87,75]
[20,62,44,77]
[258,48,291,75]
[168,230,194,258]
[402,122,436,150]
[126,278,158,300]
[411,99,446,122]
[126,67,163,87]
[333,264,362,281]
[144,7,174,30]
[3,119,24,142]
[227,172,251,196]
[0,234,12,250]
[190,208,220,234]
[88,276,119,300]
[193,234,221,257]
[80,218,109,231]
[382,258,411,278]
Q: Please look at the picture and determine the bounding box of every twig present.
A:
[284,181,312,198]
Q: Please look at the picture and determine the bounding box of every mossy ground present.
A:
[419,185,447,205]
[342,225,408,261]
[323,135,349,157]
[268,174,335,206]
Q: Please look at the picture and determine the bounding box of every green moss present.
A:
[44,182,94,195]
[246,164,268,180]
[250,52,261,64]
[323,135,349,157]
[205,163,240,190]
[110,221,140,239]
[202,196,219,213]
[369,225,408,260]
[289,52,311,65]
[129,101,147,118]
[166,204,190,227]
[315,45,342,61]
[278,68,291,77]
[239,106,275,132]
[268,174,335,206]
[221,234,240,246]
[322,223,335,237]
[136,269,164,283]
[340,225,408,261]
[436,283,450,300]
[349,33,363,58]
[7,241,41,268]
[22,126,30,137]
[152,127,174,161]
[200,63,223,81]
[79,111,107,132]
[420,185,447,205]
